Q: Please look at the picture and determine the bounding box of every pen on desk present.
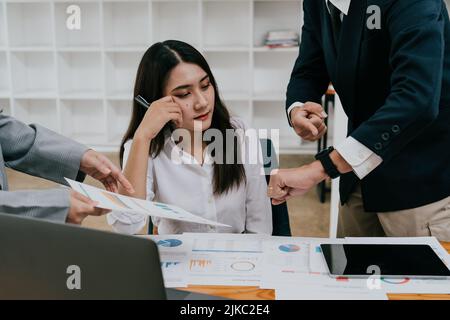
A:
[135,95,150,109]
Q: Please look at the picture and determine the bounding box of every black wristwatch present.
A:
[315,146,341,179]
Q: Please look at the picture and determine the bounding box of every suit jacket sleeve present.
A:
[0,188,72,222]
[286,0,330,117]
[0,113,89,222]
[351,0,445,163]
[0,113,88,185]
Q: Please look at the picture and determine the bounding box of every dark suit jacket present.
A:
[286,0,450,212]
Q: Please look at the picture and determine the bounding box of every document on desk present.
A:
[259,237,312,289]
[260,237,381,293]
[183,233,268,286]
[144,234,192,288]
[343,237,450,294]
[65,179,230,228]
[259,237,344,289]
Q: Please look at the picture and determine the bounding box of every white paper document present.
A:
[259,237,313,289]
[260,237,351,289]
[65,179,230,228]
[115,229,450,296]
[143,234,192,288]
[183,233,268,286]
[262,267,371,292]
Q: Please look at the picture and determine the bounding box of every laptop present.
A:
[0,213,225,300]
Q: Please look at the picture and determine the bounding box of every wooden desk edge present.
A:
[179,242,450,300]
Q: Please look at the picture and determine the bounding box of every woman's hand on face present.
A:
[135,96,183,141]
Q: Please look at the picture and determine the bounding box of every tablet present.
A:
[320,244,450,279]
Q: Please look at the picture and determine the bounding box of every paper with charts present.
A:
[139,233,450,299]
[146,234,193,288]
[184,233,266,286]
[65,179,230,228]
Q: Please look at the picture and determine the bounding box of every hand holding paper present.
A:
[65,178,230,228]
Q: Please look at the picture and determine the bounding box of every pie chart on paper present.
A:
[279,244,301,253]
[157,239,183,248]
[231,261,256,272]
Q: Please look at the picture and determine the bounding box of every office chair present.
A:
[147,139,291,236]
[316,86,335,203]
[260,138,292,236]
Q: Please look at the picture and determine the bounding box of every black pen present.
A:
[135,95,150,109]
[135,95,178,130]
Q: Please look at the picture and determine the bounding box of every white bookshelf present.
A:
[202,1,251,50]
[0,51,8,97]
[55,1,101,49]
[0,3,5,50]
[204,51,251,100]
[104,51,141,99]
[152,1,200,47]
[253,51,296,99]
[14,98,58,132]
[103,1,150,49]
[106,99,132,143]
[0,0,320,154]
[10,51,56,97]
[58,51,103,97]
[0,98,11,115]
[60,98,106,144]
[253,0,301,47]
[7,2,53,48]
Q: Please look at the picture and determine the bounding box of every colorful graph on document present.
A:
[157,239,183,248]
[381,278,411,285]
[231,261,256,272]
[161,262,181,269]
[189,259,212,270]
[154,203,182,215]
[278,244,301,253]
[101,192,131,209]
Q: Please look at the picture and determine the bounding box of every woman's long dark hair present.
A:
[120,40,246,195]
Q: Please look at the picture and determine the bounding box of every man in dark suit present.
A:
[268,0,450,241]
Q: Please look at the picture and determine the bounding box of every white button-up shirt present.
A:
[107,118,273,235]
[287,0,383,179]
[327,0,351,17]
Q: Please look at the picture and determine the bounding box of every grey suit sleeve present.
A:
[0,188,71,222]
[0,114,88,185]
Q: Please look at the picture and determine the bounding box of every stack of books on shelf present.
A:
[264,30,299,48]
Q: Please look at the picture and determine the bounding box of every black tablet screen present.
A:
[320,244,450,277]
